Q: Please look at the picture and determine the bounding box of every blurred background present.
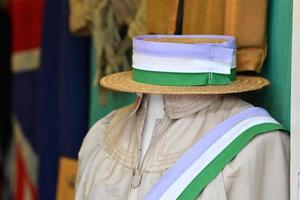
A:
[0,0,292,199]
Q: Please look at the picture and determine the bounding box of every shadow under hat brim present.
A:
[100,71,269,94]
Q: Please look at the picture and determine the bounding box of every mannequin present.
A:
[129,94,165,199]
[139,94,165,165]
[76,35,289,200]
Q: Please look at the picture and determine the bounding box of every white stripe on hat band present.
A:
[159,116,278,200]
[132,53,236,74]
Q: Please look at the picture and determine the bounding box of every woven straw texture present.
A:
[100,71,269,94]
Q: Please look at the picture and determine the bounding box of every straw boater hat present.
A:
[100,35,269,94]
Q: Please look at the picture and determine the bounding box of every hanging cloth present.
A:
[147,0,268,72]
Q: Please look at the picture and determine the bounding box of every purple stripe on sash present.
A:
[144,107,270,200]
[133,35,236,62]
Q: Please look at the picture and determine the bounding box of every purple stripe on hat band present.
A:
[133,35,236,62]
[144,107,270,200]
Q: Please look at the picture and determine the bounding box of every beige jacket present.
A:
[75,95,289,200]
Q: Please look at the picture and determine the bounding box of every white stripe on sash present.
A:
[132,53,236,74]
[159,116,278,200]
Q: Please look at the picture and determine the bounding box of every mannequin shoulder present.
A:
[85,102,137,138]
[219,95,254,114]
[78,110,117,157]
[226,130,290,171]
[79,103,137,156]
[220,131,290,200]
[242,130,289,157]
[88,110,117,133]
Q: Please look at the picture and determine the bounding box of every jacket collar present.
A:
[131,94,222,119]
[106,94,223,168]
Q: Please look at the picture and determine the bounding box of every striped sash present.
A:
[144,107,286,200]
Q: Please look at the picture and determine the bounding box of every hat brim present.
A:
[100,71,269,94]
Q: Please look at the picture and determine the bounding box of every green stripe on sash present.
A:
[177,123,286,200]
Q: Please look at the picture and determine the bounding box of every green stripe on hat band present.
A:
[177,123,286,200]
[132,69,236,86]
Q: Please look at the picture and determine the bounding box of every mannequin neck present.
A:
[139,94,165,165]
[147,94,165,119]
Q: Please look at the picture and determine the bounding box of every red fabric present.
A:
[14,145,38,200]
[9,0,44,52]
